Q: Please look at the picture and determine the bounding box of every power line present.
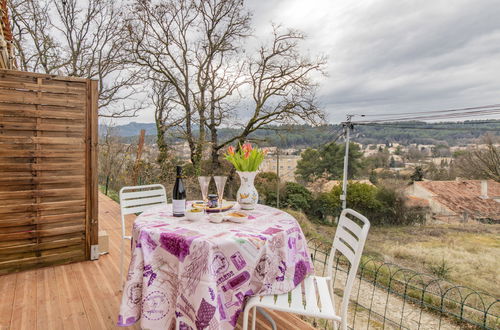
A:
[355,122,500,131]
[354,107,500,123]
[362,104,500,117]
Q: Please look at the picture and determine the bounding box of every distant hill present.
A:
[101,120,500,147]
[99,122,157,137]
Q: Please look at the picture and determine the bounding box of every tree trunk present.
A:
[156,120,169,165]
[210,124,220,173]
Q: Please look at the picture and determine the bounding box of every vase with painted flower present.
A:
[225,143,266,210]
[236,171,258,210]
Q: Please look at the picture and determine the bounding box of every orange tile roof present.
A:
[416,180,500,220]
[405,195,430,208]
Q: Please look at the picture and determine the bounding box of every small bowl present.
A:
[209,213,224,223]
[186,208,204,221]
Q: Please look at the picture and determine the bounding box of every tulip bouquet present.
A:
[225,143,267,172]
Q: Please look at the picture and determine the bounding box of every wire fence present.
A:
[307,238,499,329]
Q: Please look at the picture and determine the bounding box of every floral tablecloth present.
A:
[117,203,314,329]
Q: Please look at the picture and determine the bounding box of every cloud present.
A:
[114,0,500,124]
[249,0,500,122]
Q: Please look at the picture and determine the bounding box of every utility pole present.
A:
[276,147,280,208]
[340,114,364,210]
[340,119,351,210]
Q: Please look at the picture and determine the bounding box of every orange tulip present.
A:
[242,143,252,152]
[228,146,235,155]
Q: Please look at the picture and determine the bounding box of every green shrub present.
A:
[308,182,428,226]
[280,182,313,211]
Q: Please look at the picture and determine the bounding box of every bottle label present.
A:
[172,199,186,215]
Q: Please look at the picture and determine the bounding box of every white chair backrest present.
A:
[327,208,370,325]
[119,184,167,216]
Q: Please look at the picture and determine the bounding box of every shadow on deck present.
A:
[0,192,314,330]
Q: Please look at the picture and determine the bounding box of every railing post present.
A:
[105,175,109,195]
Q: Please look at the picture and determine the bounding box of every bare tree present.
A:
[151,79,184,165]
[455,135,500,182]
[9,0,142,117]
[99,126,131,193]
[209,26,326,168]
[126,0,325,172]
[125,0,251,171]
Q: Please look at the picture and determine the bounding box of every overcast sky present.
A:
[117,0,500,124]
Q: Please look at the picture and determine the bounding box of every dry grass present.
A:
[311,222,500,296]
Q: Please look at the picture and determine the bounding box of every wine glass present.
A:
[198,176,211,214]
[198,176,211,203]
[213,176,227,213]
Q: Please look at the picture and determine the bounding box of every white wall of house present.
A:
[406,183,457,217]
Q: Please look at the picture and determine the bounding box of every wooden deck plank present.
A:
[36,267,64,330]
[0,192,315,330]
[72,261,117,329]
[53,264,90,330]
[10,271,37,330]
[0,273,16,330]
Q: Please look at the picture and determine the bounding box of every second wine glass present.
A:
[213,176,227,213]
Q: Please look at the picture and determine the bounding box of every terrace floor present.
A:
[0,193,314,330]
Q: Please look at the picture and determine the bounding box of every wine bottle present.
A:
[172,165,186,217]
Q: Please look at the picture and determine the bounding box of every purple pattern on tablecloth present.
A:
[139,231,158,254]
[159,232,191,261]
[294,260,309,286]
[195,298,216,329]
[117,203,314,329]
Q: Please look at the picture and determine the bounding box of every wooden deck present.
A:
[0,193,314,330]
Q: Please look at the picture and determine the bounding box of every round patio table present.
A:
[117,202,314,329]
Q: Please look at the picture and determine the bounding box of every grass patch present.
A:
[99,185,120,203]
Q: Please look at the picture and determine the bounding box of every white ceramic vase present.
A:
[236,171,258,210]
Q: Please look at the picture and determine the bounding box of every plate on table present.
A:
[208,211,251,223]
[225,211,251,223]
[191,200,236,213]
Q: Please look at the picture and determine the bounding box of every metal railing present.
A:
[307,238,499,329]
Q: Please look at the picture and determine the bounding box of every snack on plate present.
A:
[227,211,246,218]
[226,211,250,223]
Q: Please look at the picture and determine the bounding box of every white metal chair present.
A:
[119,184,167,283]
[243,208,370,330]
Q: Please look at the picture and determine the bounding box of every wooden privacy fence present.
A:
[0,70,98,275]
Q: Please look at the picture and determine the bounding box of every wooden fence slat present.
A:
[0,150,84,158]
[0,249,85,275]
[0,175,85,185]
[0,224,86,242]
[0,212,86,228]
[0,188,85,200]
[0,136,84,144]
[0,237,83,256]
[0,81,86,94]
[0,121,85,132]
[0,108,85,120]
[0,89,86,107]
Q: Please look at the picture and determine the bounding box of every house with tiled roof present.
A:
[406,180,500,223]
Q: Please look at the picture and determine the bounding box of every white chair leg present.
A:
[251,306,256,330]
[120,238,124,285]
[242,304,251,330]
[257,307,276,330]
